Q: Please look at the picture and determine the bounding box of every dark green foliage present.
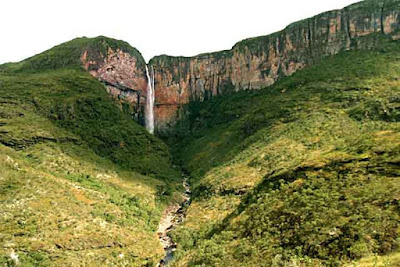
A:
[0,36,179,266]
[0,35,179,181]
[195,49,233,60]
[1,24,400,266]
[169,37,400,266]
[4,36,145,73]
[239,163,399,264]
[0,68,177,179]
[172,37,400,181]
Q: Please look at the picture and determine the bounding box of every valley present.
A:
[1,0,400,266]
[158,179,191,266]
[167,40,400,266]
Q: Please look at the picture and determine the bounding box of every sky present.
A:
[0,0,360,64]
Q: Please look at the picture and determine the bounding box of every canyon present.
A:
[80,0,400,134]
[1,0,400,266]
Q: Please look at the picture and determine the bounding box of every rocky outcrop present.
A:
[81,46,148,123]
[74,1,400,134]
[149,0,400,133]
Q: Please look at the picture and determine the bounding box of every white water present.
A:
[145,65,155,134]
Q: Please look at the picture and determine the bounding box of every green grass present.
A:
[0,36,145,73]
[0,143,167,266]
[1,32,400,266]
[0,68,178,179]
[168,36,400,266]
[0,37,181,266]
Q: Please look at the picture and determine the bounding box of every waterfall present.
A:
[145,65,155,134]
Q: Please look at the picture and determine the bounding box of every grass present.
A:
[1,29,400,267]
[167,35,400,266]
[0,37,182,266]
[0,68,178,179]
[345,252,400,266]
[0,143,167,266]
[0,36,145,73]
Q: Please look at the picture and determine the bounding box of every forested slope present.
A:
[0,37,180,266]
[169,35,400,266]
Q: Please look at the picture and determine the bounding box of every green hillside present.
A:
[1,36,145,73]
[0,37,181,266]
[1,32,400,267]
[168,35,400,266]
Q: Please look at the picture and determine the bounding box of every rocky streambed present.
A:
[157,179,191,266]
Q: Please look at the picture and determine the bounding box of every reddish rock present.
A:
[150,0,400,134]
[81,47,148,122]
[75,1,399,135]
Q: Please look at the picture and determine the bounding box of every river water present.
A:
[157,179,191,266]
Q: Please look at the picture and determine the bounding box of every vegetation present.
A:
[0,37,181,266]
[168,36,400,266]
[1,29,400,267]
[0,36,145,73]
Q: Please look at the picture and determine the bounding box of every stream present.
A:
[157,179,191,266]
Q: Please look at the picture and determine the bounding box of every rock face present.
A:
[149,0,400,134]
[75,1,400,134]
[81,46,148,123]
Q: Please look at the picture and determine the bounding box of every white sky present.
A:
[0,0,360,64]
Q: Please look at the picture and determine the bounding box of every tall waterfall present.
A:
[145,65,155,134]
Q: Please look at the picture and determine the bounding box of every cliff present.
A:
[149,0,400,133]
[79,37,148,123]
[1,36,149,124]
[0,39,180,266]
[12,2,399,135]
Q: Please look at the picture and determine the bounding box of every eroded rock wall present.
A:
[81,47,148,122]
[150,0,400,133]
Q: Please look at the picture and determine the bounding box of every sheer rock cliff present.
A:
[81,46,148,123]
[79,1,400,134]
[149,0,400,133]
